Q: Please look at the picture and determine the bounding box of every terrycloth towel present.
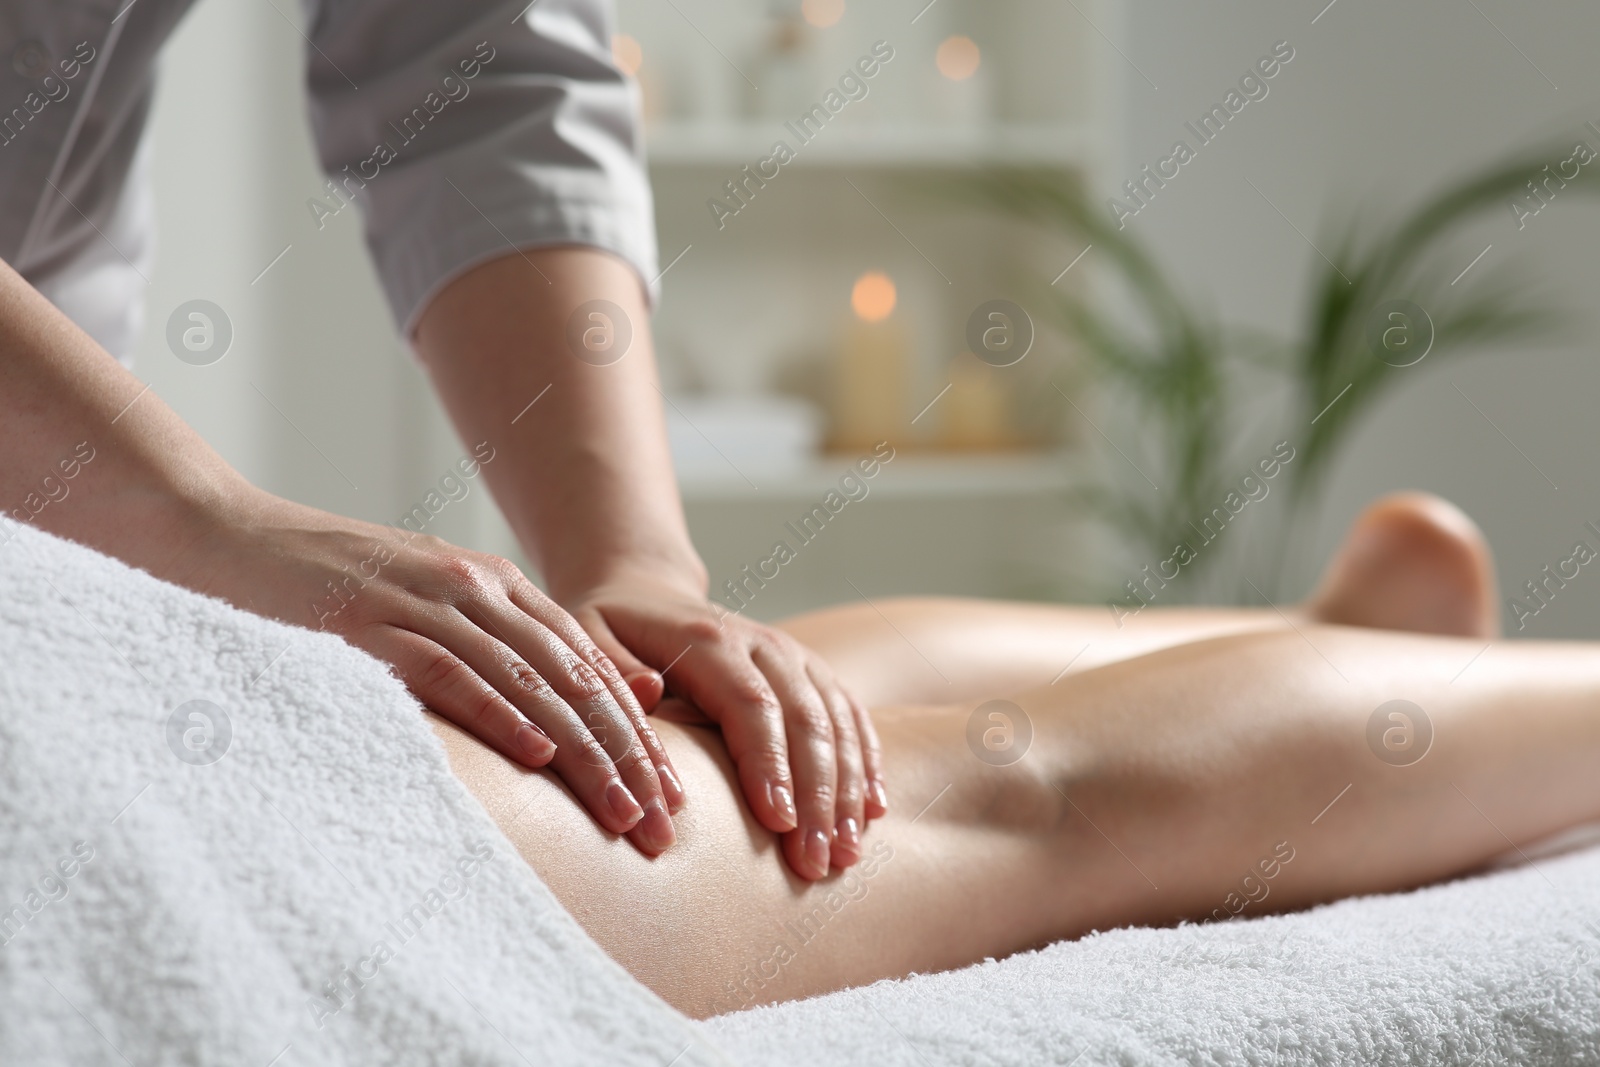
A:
[0,521,727,1067]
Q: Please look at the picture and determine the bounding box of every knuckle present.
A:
[570,635,619,679]
[564,626,602,659]
[828,700,859,741]
[505,659,554,701]
[458,690,506,732]
[316,582,392,634]
[611,744,650,775]
[728,677,778,713]
[584,707,610,735]
[435,554,491,599]
[636,718,664,752]
[744,740,790,776]
[802,780,837,811]
[680,616,724,645]
[750,629,788,657]
[480,553,521,580]
[576,733,613,768]
[839,739,865,775]
[787,704,835,745]
[556,656,609,700]
[414,649,471,694]
[834,728,863,764]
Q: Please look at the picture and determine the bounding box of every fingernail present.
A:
[636,797,676,852]
[625,670,663,707]
[515,723,554,764]
[657,763,686,812]
[869,778,889,812]
[770,783,798,829]
[605,780,644,829]
[804,827,831,877]
[835,816,861,858]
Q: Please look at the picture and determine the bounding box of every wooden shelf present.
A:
[644,121,1094,169]
[677,450,1078,502]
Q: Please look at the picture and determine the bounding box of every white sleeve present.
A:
[301,0,658,334]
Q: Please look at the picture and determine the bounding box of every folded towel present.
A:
[0,521,727,1067]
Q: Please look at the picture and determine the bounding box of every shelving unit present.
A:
[610,0,1120,608]
[677,450,1077,502]
[644,120,1096,169]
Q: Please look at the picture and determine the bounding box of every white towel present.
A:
[0,520,727,1067]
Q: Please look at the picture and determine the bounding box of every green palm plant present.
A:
[953,146,1597,599]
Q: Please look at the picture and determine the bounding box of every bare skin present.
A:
[433,493,1600,1019]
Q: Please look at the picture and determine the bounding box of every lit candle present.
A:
[935,36,980,81]
[802,0,845,29]
[832,271,910,450]
[932,34,990,124]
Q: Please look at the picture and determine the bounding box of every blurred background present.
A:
[135,0,1600,636]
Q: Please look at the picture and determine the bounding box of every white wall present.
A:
[137,0,1600,636]
[1116,0,1600,635]
[133,0,277,484]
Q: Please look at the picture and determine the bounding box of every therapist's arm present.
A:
[0,256,681,854]
[413,246,888,881]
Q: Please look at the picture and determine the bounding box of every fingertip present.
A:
[627,670,665,710]
[802,826,831,879]
[781,828,829,882]
[866,777,889,819]
[513,722,557,767]
[657,761,687,813]
[832,817,861,868]
[739,766,797,833]
[627,797,676,855]
[604,780,645,832]
[768,781,798,832]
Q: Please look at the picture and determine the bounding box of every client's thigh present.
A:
[778,598,1283,707]
[431,708,1054,1019]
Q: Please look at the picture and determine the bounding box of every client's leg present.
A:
[436,624,1600,1019]
[779,491,1499,707]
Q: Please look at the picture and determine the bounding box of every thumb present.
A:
[577,608,665,711]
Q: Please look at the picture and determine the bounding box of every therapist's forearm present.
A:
[412,247,706,601]
[0,255,684,843]
[0,257,246,565]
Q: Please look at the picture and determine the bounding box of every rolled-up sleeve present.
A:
[301,0,658,334]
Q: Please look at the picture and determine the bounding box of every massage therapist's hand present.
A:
[412,246,883,879]
[174,490,686,854]
[0,253,680,855]
[562,572,888,880]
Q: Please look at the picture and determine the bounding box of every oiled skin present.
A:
[435,599,1600,1019]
